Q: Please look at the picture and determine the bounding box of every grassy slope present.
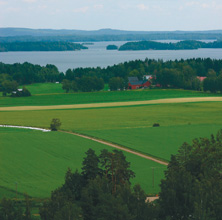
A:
[23,83,64,95]
[0,127,165,198]
[1,102,222,161]
[0,89,220,107]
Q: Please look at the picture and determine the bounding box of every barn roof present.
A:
[128,77,148,85]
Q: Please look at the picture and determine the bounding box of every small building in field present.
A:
[128,77,151,90]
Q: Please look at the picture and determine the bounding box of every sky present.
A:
[0,0,222,31]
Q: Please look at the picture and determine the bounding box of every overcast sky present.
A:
[0,0,221,31]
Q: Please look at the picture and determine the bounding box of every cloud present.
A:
[73,7,89,13]
[22,0,37,3]
[6,7,21,12]
[201,3,209,8]
[137,4,149,11]
[94,4,103,10]
[0,0,7,5]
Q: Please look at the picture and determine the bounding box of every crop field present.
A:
[1,88,222,199]
[1,102,222,160]
[0,127,165,198]
[0,89,219,107]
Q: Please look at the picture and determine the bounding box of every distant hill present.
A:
[0,28,222,42]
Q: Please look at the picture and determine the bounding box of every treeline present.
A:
[63,58,222,92]
[0,62,62,96]
[119,40,222,51]
[0,62,62,84]
[62,76,104,92]
[0,42,87,52]
[1,58,222,95]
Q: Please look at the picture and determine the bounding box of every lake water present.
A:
[0,41,222,73]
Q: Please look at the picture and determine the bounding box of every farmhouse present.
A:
[128,77,151,90]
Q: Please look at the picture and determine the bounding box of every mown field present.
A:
[0,127,165,198]
[0,87,219,107]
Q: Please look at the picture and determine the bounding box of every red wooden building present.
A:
[128,77,151,90]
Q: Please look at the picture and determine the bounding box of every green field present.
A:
[0,127,165,198]
[1,102,222,161]
[23,83,64,95]
[1,88,222,199]
[0,89,219,107]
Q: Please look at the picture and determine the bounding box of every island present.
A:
[106,45,118,50]
[0,41,88,52]
[118,40,222,50]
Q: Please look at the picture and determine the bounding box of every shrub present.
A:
[153,123,160,127]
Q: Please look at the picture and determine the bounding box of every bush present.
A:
[50,118,61,131]
[153,123,160,127]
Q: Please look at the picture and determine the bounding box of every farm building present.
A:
[197,76,207,82]
[128,77,151,89]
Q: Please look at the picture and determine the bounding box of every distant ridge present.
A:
[0,28,222,42]
[1,27,222,37]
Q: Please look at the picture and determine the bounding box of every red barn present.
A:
[197,76,207,82]
[128,77,151,90]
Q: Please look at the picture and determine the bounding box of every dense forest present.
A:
[0,42,87,52]
[1,130,222,220]
[119,40,222,50]
[1,57,222,95]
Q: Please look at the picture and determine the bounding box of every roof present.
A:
[197,76,207,82]
[128,77,148,86]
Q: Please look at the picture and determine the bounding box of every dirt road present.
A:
[61,131,168,166]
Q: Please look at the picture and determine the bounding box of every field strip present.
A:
[0,97,222,111]
[0,125,51,132]
[61,131,169,166]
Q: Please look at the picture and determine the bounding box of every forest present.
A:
[0,42,87,52]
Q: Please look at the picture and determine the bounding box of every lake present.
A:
[0,41,222,73]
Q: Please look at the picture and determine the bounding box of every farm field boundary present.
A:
[0,97,222,111]
[61,131,169,166]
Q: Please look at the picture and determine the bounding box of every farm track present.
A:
[61,131,169,166]
[0,97,222,111]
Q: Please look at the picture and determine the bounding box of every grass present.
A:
[1,88,222,199]
[0,127,165,198]
[1,102,222,161]
[0,89,220,107]
[22,83,64,95]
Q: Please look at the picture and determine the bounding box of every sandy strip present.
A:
[0,97,222,111]
[61,131,169,166]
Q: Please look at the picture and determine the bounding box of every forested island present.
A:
[106,45,118,50]
[119,40,222,50]
[0,41,87,52]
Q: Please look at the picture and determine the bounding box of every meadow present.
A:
[1,88,222,199]
[1,102,222,161]
[0,86,219,107]
[0,127,165,198]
